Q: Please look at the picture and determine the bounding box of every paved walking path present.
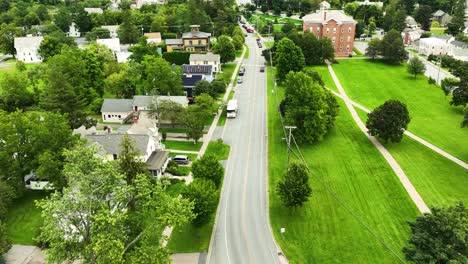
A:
[327,63,431,214]
[326,89,468,170]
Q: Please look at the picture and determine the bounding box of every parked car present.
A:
[239,67,245,76]
[171,155,190,165]
[247,28,254,33]
[237,77,243,84]
[256,38,261,42]
[257,42,262,48]
[260,66,265,72]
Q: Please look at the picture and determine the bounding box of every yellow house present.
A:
[165,25,211,52]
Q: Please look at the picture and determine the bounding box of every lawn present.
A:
[273,24,283,32]
[244,44,250,59]
[430,28,446,35]
[168,217,214,253]
[163,140,202,152]
[165,180,186,197]
[5,190,49,245]
[218,63,236,84]
[331,59,468,162]
[267,67,420,263]
[204,139,230,160]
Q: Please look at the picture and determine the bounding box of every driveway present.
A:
[206,27,283,264]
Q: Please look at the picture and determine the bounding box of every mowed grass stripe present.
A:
[267,67,419,263]
[332,59,468,162]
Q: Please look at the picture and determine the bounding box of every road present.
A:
[207,32,281,263]
[408,51,455,85]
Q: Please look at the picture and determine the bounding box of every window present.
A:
[339,47,343,52]
[204,61,208,64]
[341,28,344,33]
[333,28,336,33]
[326,28,330,33]
[189,40,192,45]
[113,154,118,160]
[118,115,121,118]
[332,37,336,43]
[347,36,351,42]
[108,115,111,118]
[346,44,350,51]
[340,38,343,42]
[309,27,313,32]
[317,27,320,32]
[348,27,352,33]
[198,40,202,44]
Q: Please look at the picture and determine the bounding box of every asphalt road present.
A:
[207,33,281,264]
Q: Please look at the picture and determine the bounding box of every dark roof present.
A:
[101,99,133,112]
[182,64,213,74]
[182,75,203,87]
[433,10,445,17]
[85,134,150,155]
[182,31,211,39]
[146,150,170,170]
[451,40,468,48]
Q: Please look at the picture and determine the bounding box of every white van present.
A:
[226,99,238,118]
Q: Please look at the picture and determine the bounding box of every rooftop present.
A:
[182,64,213,74]
[101,96,189,113]
[147,150,170,170]
[14,36,44,50]
[433,10,445,16]
[182,31,211,39]
[182,75,203,87]
[189,53,220,62]
[166,39,184,45]
[101,98,133,112]
[144,32,161,39]
[85,134,150,155]
[302,10,357,24]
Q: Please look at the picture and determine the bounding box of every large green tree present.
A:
[413,5,432,31]
[0,23,21,56]
[407,56,426,78]
[182,178,219,226]
[118,10,139,44]
[379,29,408,63]
[0,71,34,112]
[142,56,183,96]
[191,154,224,188]
[298,32,322,65]
[129,36,159,63]
[183,105,206,144]
[403,202,467,263]
[38,32,77,61]
[148,99,185,126]
[365,38,381,59]
[0,220,10,257]
[53,8,72,33]
[37,144,194,264]
[446,0,466,35]
[275,37,305,80]
[366,100,411,143]
[105,63,141,99]
[277,162,312,208]
[282,71,339,143]
[213,35,236,64]
[118,135,149,185]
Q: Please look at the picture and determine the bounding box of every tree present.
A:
[450,87,468,106]
[462,106,468,127]
[320,37,335,62]
[118,135,149,185]
[74,8,93,33]
[283,71,339,143]
[366,100,410,143]
[193,93,216,116]
[194,80,216,98]
[105,64,141,98]
[407,57,426,78]
[0,111,77,192]
[142,56,184,96]
[298,32,322,65]
[183,106,206,144]
[148,99,185,126]
[0,23,21,56]
[213,35,235,63]
[281,22,295,34]
[0,220,10,256]
[54,7,72,33]
[38,32,77,61]
[446,0,465,35]
[182,178,219,226]
[85,27,111,41]
[275,37,305,80]
[232,34,244,51]
[118,10,139,44]
[191,154,224,188]
[35,5,49,22]
[414,5,432,31]
[36,144,194,264]
[0,72,34,112]
[276,162,312,207]
[379,29,408,63]
[365,38,381,59]
[129,36,159,63]
[0,181,15,219]
[403,202,467,263]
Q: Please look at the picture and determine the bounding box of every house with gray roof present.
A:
[189,53,221,73]
[84,7,104,14]
[166,39,184,52]
[432,10,452,26]
[14,36,43,63]
[101,95,188,124]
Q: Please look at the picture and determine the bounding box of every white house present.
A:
[189,53,221,73]
[116,51,132,63]
[102,25,120,38]
[448,41,468,61]
[68,22,81,37]
[402,28,424,45]
[405,16,418,29]
[319,1,331,10]
[100,95,188,123]
[84,7,104,14]
[97,38,121,52]
[418,35,454,56]
[144,32,162,45]
[14,36,43,63]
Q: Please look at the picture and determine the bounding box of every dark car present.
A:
[256,38,261,42]
[171,155,190,165]
[257,42,262,48]
[239,66,245,76]
[260,66,265,72]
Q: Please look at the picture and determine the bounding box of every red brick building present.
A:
[302,10,357,57]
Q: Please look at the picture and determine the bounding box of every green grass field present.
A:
[331,59,468,162]
[168,217,214,253]
[267,67,420,263]
[163,140,202,151]
[204,139,230,160]
[218,63,236,84]
[5,190,49,245]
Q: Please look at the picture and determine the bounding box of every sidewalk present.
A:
[327,63,431,214]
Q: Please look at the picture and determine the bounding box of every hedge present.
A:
[162,51,195,65]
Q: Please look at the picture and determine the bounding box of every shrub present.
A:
[162,51,192,65]
[428,77,436,84]
[420,32,432,38]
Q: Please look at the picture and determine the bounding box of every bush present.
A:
[431,21,440,27]
[191,154,224,187]
[420,32,432,38]
[161,32,177,39]
[162,51,193,65]
[428,77,436,84]
[182,178,219,226]
[427,54,438,62]
[162,132,167,140]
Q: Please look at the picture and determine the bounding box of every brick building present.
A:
[302,10,357,57]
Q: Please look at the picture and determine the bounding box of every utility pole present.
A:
[285,126,297,164]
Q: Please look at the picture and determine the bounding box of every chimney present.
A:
[324,11,327,20]
[190,25,200,33]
